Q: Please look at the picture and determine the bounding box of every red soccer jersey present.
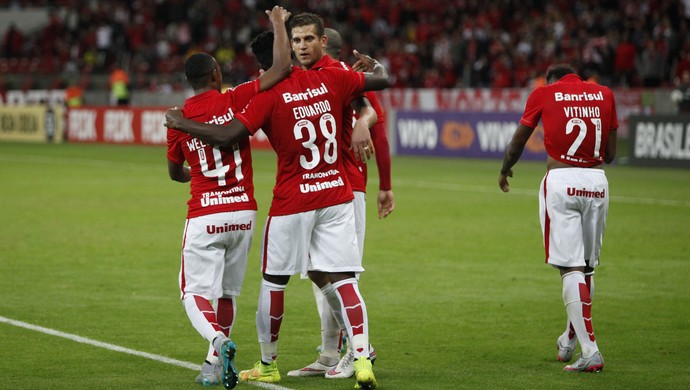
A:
[314,56,391,192]
[234,66,366,216]
[520,74,618,167]
[167,80,260,218]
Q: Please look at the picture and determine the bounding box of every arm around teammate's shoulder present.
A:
[165,108,251,147]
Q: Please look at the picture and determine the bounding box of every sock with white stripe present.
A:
[317,283,344,362]
[183,294,223,343]
[331,278,369,359]
[562,271,599,358]
[560,272,594,344]
[256,279,285,363]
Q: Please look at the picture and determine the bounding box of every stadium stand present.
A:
[1,0,689,92]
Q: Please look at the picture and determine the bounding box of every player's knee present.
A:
[263,273,289,285]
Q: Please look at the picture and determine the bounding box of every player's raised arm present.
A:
[352,50,390,91]
[257,6,292,91]
[165,107,251,147]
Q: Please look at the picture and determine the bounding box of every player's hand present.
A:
[377,190,395,219]
[165,107,185,130]
[351,50,376,72]
[266,5,291,24]
[499,170,513,192]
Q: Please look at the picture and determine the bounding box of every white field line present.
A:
[3,154,688,208]
[0,315,292,390]
[396,179,690,208]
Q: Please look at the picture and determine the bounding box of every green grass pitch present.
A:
[0,142,689,389]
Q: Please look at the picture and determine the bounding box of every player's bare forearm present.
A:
[351,97,377,128]
[167,161,190,183]
[500,143,524,176]
[165,108,250,147]
[351,119,373,161]
[604,129,617,163]
[499,123,534,192]
[259,6,292,91]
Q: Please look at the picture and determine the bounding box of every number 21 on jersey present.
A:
[563,116,602,160]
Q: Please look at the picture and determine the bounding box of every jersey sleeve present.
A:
[234,91,273,135]
[326,67,366,107]
[230,79,261,111]
[519,87,544,128]
[371,121,392,190]
[166,128,185,164]
[365,91,386,126]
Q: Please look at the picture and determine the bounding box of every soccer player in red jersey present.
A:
[499,64,618,372]
[166,6,291,389]
[287,26,395,380]
[164,13,389,389]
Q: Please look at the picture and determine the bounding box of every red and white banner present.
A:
[65,106,273,149]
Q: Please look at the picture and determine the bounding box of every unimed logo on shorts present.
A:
[206,221,252,234]
[567,188,606,198]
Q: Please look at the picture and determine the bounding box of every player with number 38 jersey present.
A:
[519,72,618,167]
[234,66,365,216]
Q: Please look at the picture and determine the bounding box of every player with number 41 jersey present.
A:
[167,81,258,218]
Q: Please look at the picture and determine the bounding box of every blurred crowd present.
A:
[2,0,690,92]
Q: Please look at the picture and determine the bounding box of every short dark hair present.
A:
[288,12,325,38]
[250,31,274,71]
[184,53,216,89]
[545,64,576,83]
[324,28,343,59]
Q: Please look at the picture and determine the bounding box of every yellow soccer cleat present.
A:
[239,360,281,383]
[353,357,377,389]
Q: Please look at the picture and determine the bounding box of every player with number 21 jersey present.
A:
[519,73,618,166]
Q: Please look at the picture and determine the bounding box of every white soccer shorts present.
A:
[179,210,256,300]
[260,201,363,276]
[539,168,609,269]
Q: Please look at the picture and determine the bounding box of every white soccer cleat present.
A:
[556,334,577,362]
[326,344,376,379]
[286,360,336,377]
[325,348,355,379]
[564,351,604,372]
[195,361,221,386]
